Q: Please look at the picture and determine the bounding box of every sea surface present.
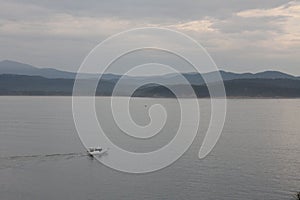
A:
[0,97,299,200]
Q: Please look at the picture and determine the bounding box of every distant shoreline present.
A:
[0,95,299,99]
[2,73,300,99]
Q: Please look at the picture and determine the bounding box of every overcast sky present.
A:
[0,0,299,75]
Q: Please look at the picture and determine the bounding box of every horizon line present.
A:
[1,59,299,77]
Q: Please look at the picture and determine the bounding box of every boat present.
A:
[87,147,108,157]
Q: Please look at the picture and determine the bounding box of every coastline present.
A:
[0,95,300,99]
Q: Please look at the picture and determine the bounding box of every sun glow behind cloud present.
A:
[169,19,216,33]
[237,1,300,48]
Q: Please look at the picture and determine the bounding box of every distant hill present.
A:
[133,79,300,98]
[1,60,299,83]
[0,60,78,79]
[1,60,300,98]
[1,74,300,98]
[0,74,115,96]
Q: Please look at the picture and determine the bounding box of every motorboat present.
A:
[87,147,108,157]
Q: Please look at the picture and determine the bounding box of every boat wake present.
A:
[5,152,86,160]
[0,152,88,169]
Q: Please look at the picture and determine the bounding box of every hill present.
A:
[1,60,299,84]
[1,74,300,98]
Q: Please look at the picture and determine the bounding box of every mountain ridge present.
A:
[1,60,299,82]
[1,74,300,98]
[1,60,300,98]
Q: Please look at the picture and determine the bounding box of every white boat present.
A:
[87,147,108,157]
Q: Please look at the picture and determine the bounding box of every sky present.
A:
[0,0,299,75]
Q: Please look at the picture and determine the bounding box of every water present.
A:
[0,97,299,200]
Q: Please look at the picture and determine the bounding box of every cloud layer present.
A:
[0,0,299,74]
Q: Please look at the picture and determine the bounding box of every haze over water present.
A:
[0,97,299,200]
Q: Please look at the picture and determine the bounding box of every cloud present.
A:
[236,1,300,49]
[0,0,299,74]
[237,1,300,18]
[169,19,216,33]
[0,15,137,39]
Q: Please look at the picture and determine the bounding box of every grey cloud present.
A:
[0,0,299,75]
[4,0,291,21]
[212,15,287,34]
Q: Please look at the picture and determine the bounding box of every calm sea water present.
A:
[0,97,299,200]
